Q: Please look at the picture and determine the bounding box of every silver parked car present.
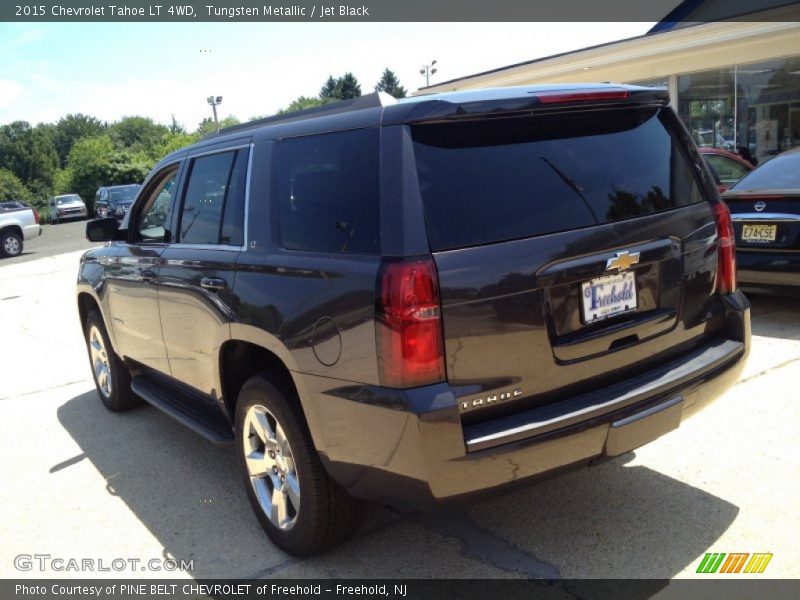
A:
[0,200,42,258]
[49,194,87,224]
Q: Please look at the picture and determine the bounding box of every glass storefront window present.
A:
[677,67,736,151]
[736,56,800,164]
[676,57,800,165]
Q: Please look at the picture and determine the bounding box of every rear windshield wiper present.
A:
[539,156,599,224]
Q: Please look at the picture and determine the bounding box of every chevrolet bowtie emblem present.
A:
[606,251,640,272]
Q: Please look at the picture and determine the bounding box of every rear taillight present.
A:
[32,208,40,224]
[713,201,736,295]
[376,258,445,388]
[536,88,630,105]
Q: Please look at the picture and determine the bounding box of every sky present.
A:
[0,22,655,129]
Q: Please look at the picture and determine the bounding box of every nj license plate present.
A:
[741,223,777,243]
[581,272,637,324]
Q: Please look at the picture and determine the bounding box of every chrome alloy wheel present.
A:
[3,235,20,255]
[88,325,112,398]
[243,405,300,531]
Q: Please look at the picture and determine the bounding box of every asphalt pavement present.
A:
[0,225,798,581]
[2,219,99,265]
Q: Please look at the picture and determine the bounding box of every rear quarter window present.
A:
[275,128,380,255]
[412,108,705,251]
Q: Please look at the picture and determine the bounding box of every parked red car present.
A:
[699,148,754,193]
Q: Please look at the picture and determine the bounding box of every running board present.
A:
[131,377,235,446]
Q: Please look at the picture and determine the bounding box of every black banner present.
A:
[2,579,800,600]
[2,0,799,22]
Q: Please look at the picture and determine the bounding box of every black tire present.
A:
[0,230,23,257]
[84,309,141,412]
[235,374,360,556]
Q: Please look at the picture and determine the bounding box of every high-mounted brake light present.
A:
[376,258,445,388]
[536,89,630,105]
[713,201,737,295]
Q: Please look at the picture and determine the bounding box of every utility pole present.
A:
[420,60,438,87]
[207,95,223,131]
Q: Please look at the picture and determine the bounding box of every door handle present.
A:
[200,277,227,291]
[139,269,156,282]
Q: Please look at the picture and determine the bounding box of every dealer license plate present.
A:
[741,223,777,243]
[581,272,637,324]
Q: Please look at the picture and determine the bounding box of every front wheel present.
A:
[235,374,360,556]
[84,310,141,412]
[0,230,23,257]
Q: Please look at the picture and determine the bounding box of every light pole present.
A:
[420,60,438,87]
[207,95,223,131]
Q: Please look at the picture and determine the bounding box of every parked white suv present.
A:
[0,200,41,258]
[49,194,87,224]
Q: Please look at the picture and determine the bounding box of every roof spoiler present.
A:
[389,86,670,125]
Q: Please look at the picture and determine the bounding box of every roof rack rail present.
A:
[204,92,396,139]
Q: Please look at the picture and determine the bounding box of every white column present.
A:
[668,74,678,108]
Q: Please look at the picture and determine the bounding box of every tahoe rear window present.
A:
[412,108,704,251]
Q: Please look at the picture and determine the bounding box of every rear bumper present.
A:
[737,250,800,294]
[301,292,750,510]
[22,224,41,240]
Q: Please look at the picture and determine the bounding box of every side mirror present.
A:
[86,217,120,242]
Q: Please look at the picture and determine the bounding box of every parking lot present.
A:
[1,224,798,580]
[4,220,96,265]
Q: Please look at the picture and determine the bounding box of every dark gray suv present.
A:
[78,85,750,556]
[94,184,141,219]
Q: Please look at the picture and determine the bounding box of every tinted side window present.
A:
[180,152,234,244]
[137,169,179,242]
[276,128,380,254]
[220,149,249,246]
[179,149,249,246]
[412,108,706,251]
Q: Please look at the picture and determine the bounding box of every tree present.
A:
[278,96,325,115]
[0,168,31,202]
[67,135,114,209]
[67,135,152,211]
[320,75,337,101]
[0,121,58,190]
[333,72,361,100]
[169,114,185,135]
[374,68,407,98]
[152,131,200,157]
[108,116,169,153]
[319,73,362,102]
[52,168,74,195]
[53,114,106,167]
[195,115,241,137]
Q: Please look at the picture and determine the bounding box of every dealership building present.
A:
[420,2,800,164]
